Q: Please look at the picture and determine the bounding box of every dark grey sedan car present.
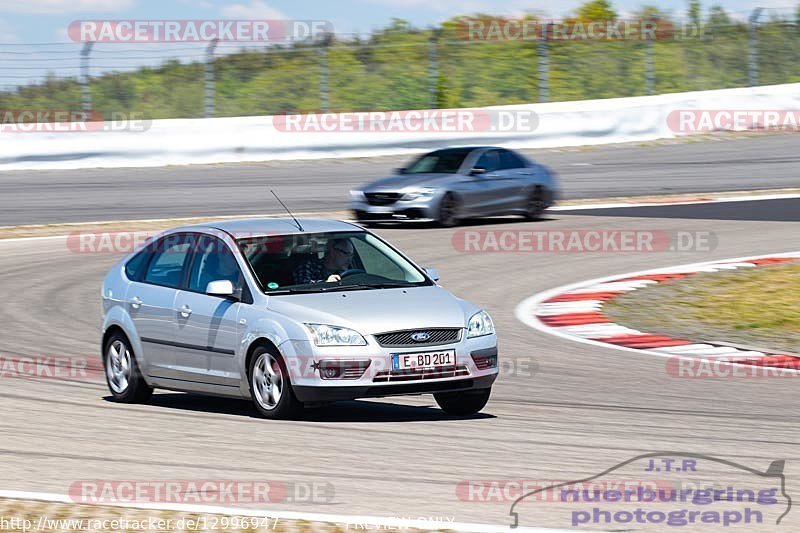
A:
[351,146,559,226]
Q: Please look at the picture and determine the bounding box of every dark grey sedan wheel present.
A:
[523,188,547,220]
[438,193,460,227]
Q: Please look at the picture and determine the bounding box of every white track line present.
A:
[3,193,799,244]
[550,192,800,211]
[515,251,800,373]
[0,490,580,533]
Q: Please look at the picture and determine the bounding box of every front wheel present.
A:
[434,388,491,415]
[438,193,461,227]
[103,331,153,403]
[249,345,302,419]
[523,188,547,220]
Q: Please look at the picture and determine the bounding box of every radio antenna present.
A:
[271,190,304,232]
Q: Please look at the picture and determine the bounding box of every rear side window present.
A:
[499,150,526,170]
[124,249,151,281]
[143,234,194,288]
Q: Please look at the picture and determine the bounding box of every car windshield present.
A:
[237,231,431,293]
[404,148,472,174]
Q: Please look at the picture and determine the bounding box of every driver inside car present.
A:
[292,238,355,284]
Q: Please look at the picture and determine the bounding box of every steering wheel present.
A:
[339,268,366,278]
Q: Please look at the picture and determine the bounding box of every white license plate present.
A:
[392,349,456,371]
[366,205,394,213]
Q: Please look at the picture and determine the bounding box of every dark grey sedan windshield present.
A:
[238,231,430,293]
[404,148,472,174]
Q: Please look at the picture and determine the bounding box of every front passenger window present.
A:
[475,151,499,173]
[189,236,242,294]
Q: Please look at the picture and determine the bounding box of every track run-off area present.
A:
[1,134,799,531]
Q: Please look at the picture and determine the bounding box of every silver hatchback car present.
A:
[101,218,498,419]
[351,146,559,226]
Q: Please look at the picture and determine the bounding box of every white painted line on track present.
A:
[550,192,800,211]
[0,490,582,533]
[515,251,800,373]
[3,191,799,244]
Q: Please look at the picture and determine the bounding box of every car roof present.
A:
[429,146,500,152]
[173,217,362,239]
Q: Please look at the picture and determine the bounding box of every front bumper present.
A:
[294,373,496,402]
[351,196,438,222]
[276,335,499,403]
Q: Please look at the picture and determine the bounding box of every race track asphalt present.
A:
[0,198,798,531]
[1,133,799,226]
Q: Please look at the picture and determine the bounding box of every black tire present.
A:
[103,331,153,403]
[523,188,547,221]
[438,192,460,227]
[434,387,492,416]
[248,344,302,419]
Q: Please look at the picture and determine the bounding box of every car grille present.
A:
[373,365,470,382]
[374,328,462,348]
[365,192,402,206]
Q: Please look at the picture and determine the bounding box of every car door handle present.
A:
[130,296,142,309]
[178,305,192,318]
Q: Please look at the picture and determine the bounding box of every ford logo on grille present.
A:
[411,332,430,342]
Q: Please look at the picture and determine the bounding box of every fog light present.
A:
[471,354,498,370]
[318,359,372,380]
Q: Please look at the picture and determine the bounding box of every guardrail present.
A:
[1,83,798,170]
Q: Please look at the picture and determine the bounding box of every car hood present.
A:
[267,285,478,336]
[364,173,459,191]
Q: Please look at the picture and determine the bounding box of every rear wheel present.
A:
[523,188,547,220]
[249,345,302,419]
[434,388,491,415]
[103,331,153,403]
[438,193,460,227]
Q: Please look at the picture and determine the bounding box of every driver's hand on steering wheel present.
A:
[326,274,341,282]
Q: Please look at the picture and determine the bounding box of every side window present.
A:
[143,234,194,288]
[475,150,500,173]
[188,235,243,293]
[499,150,526,170]
[124,248,152,281]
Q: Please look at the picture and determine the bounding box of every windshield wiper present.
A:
[266,282,417,295]
[266,284,375,294]
[323,284,380,292]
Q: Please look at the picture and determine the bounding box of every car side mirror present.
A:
[394,167,406,175]
[206,280,236,298]
[469,166,487,176]
[424,267,440,282]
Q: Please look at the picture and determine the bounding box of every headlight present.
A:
[306,324,367,346]
[467,310,495,338]
[403,187,437,200]
[350,190,366,201]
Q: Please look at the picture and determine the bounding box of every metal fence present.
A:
[1,11,799,120]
